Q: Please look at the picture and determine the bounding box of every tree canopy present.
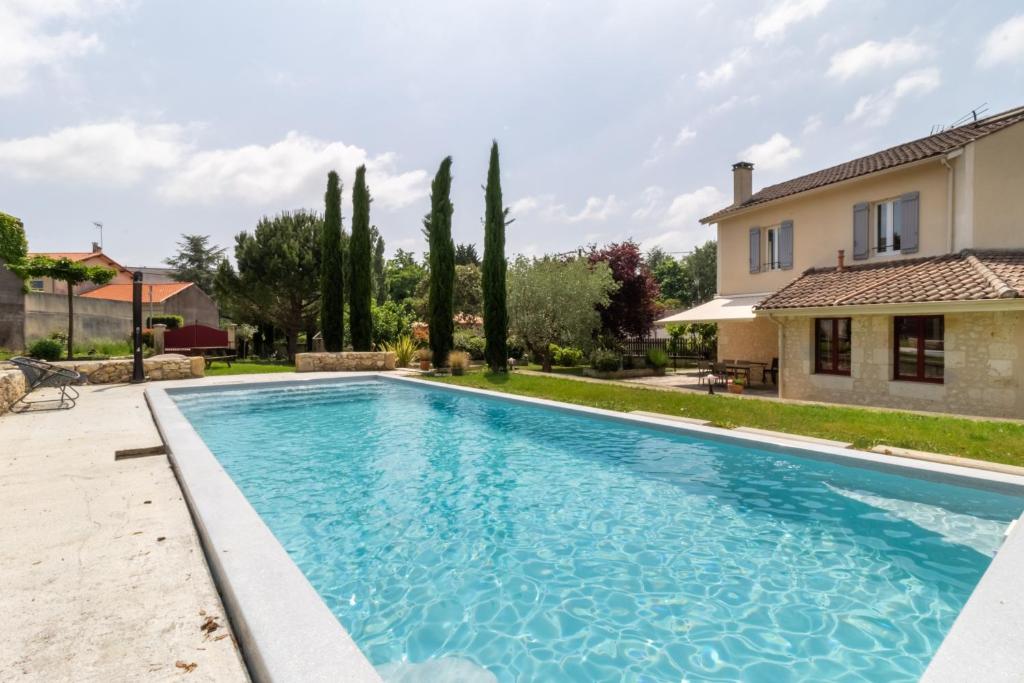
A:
[588,241,661,339]
[507,256,616,372]
[0,211,28,266]
[384,249,425,305]
[319,170,345,351]
[349,165,373,351]
[372,226,386,306]
[163,234,225,294]
[455,242,480,266]
[425,157,455,367]
[481,140,509,371]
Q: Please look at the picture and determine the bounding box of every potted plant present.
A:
[416,348,432,371]
[646,348,669,376]
[728,375,746,394]
[448,351,470,376]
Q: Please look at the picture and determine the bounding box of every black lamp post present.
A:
[131,271,146,383]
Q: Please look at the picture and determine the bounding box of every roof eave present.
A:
[756,297,1024,318]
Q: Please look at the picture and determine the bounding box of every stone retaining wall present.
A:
[54,354,204,384]
[0,366,27,415]
[295,352,396,372]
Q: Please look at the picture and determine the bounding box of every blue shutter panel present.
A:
[853,203,870,260]
[779,220,794,269]
[900,191,920,254]
[749,227,761,273]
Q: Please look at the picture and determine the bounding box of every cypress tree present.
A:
[320,171,344,351]
[482,140,509,371]
[349,165,373,350]
[426,157,455,368]
[372,228,387,306]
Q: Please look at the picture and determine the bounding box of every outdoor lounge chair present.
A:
[8,357,83,412]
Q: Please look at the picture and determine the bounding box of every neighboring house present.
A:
[81,281,219,327]
[659,104,1024,419]
[27,243,133,295]
[125,265,179,284]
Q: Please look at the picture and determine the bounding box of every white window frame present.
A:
[874,199,902,256]
[29,279,44,292]
[765,225,781,271]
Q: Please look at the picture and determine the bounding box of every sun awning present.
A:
[655,294,767,324]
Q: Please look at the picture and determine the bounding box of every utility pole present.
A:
[93,221,104,249]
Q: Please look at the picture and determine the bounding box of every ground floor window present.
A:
[815,318,851,375]
[894,316,944,382]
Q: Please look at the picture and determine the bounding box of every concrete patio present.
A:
[0,382,248,682]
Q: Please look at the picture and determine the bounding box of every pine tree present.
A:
[426,157,455,368]
[372,227,387,306]
[482,141,509,371]
[349,165,373,350]
[320,171,345,351]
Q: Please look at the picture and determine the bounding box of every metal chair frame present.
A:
[8,357,83,412]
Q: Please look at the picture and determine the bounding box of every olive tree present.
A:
[507,256,617,372]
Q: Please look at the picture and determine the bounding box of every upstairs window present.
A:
[894,316,943,383]
[815,318,851,375]
[766,226,780,271]
[875,199,903,255]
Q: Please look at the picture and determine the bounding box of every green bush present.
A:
[146,314,184,329]
[622,354,639,370]
[27,338,63,361]
[549,344,584,367]
[454,330,486,360]
[372,301,414,348]
[646,347,669,369]
[384,335,417,367]
[589,348,620,372]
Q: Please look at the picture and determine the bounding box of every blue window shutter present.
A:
[900,191,920,254]
[779,220,794,269]
[853,203,870,260]
[749,227,761,273]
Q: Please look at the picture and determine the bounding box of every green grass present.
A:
[204,359,295,376]
[522,363,585,376]
[426,370,1024,466]
[72,338,133,357]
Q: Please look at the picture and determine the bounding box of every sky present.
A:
[1,0,1023,267]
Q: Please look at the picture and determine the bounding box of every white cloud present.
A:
[802,114,822,135]
[697,50,747,89]
[739,133,802,171]
[706,94,760,116]
[568,195,620,222]
[827,37,931,81]
[0,0,122,96]
[674,126,697,147]
[158,131,428,209]
[977,14,1024,68]
[507,193,620,223]
[660,186,728,228]
[0,120,190,184]
[510,196,540,214]
[845,68,941,126]
[632,186,664,221]
[754,0,829,43]
[642,135,667,166]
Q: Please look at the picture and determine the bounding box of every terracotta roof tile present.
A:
[757,250,1024,310]
[80,282,192,303]
[702,105,1024,224]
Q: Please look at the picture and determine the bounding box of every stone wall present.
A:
[717,317,778,364]
[776,310,1024,419]
[53,354,204,384]
[24,292,134,346]
[0,366,27,415]
[0,261,26,350]
[295,352,396,372]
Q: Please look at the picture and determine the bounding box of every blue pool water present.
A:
[173,379,1024,682]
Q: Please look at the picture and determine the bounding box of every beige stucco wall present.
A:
[972,122,1024,249]
[717,161,951,296]
[718,318,777,364]
[775,310,1024,419]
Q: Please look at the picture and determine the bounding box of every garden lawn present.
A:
[427,370,1024,466]
[204,360,295,376]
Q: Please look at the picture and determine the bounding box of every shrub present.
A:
[646,347,669,369]
[448,350,471,374]
[590,348,620,372]
[384,335,417,367]
[454,330,486,360]
[549,344,584,367]
[27,338,63,361]
[622,354,639,370]
[48,330,69,345]
[507,334,526,360]
[146,314,184,329]
[416,347,432,362]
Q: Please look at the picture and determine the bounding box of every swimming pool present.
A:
[169,377,1024,682]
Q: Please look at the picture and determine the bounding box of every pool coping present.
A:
[147,372,1024,682]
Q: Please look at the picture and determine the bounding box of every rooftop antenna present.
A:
[931,103,989,135]
[93,221,103,250]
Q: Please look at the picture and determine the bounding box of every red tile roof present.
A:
[757,250,1024,310]
[701,105,1024,224]
[80,282,193,303]
[29,251,129,273]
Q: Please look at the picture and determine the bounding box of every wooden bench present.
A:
[203,354,236,369]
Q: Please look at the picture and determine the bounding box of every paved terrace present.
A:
[0,382,248,682]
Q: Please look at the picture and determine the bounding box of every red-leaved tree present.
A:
[587,241,661,339]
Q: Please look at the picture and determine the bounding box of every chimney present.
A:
[732,161,753,206]
[91,241,102,253]
[837,249,845,272]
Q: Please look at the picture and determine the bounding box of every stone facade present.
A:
[0,366,27,415]
[53,354,204,384]
[776,310,1024,419]
[295,352,396,373]
[718,317,778,364]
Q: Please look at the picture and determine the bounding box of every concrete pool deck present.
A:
[0,381,248,682]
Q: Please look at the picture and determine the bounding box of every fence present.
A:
[621,336,715,363]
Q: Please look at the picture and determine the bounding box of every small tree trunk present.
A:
[540,351,552,373]
[285,331,297,363]
[66,285,74,360]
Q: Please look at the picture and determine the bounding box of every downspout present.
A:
[941,150,962,253]
[766,312,784,398]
